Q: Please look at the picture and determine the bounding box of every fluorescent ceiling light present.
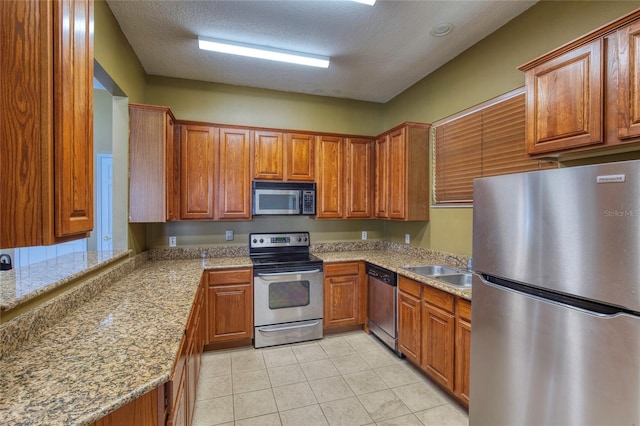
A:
[352,0,376,5]
[198,36,330,68]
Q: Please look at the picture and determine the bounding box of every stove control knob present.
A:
[259,238,264,243]
[304,237,308,242]
[297,237,302,242]
[252,238,257,244]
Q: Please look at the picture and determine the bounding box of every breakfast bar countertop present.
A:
[0,256,251,426]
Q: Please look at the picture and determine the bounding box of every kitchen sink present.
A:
[401,265,460,276]
[436,273,473,288]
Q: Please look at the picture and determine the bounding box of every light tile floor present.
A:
[193,331,469,426]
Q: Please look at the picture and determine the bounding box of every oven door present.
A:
[254,268,323,326]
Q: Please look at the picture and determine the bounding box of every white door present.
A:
[97,154,113,251]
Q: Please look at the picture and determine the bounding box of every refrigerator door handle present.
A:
[480,274,633,317]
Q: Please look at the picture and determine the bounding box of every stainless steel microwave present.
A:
[252,181,316,215]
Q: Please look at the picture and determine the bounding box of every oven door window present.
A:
[269,280,310,309]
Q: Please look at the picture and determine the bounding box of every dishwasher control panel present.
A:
[366,263,397,285]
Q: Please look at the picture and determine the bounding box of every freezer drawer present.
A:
[470,276,640,426]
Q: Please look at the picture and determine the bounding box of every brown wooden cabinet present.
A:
[129,104,179,222]
[316,136,345,218]
[323,262,366,328]
[345,138,373,218]
[523,41,603,155]
[520,10,640,157]
[374,135,390,218]
[285,133,316,181]
[617,19,640,140]
[421,285,455,392]
[1,0,93,248]
[218,128,251,219]
[180,124,216,220]
[454,298,472,406]
[91,387,162,426]
[207,268,253,343]
[167,279,206,426]
[397,276,422,365]
[254,130,284,180]
[374,123,430,221]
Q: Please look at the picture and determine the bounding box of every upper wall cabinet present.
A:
[253,131,315,181]
[520,9,640,157]
[218,128,251,219]
[1,0,94,248]
[618,19,640,140]
[345,138,373,218]
[316,136,344,218]
[374,123,430,221]
[180,124,216,220]
[129,104,178,222]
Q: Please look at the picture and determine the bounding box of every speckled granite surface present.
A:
[0,256,251,426]
[0,250,131,312]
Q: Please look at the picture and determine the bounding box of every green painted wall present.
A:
[384,0,640,256]
[145,76,384,136]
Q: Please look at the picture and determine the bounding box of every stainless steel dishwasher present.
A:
[366,263,400,355]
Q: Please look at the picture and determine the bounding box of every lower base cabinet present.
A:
[323,262,366,329]
[206,268,253,343]
[91,387,163,426]
[397,276,471,407]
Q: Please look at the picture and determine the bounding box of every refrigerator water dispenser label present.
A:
[596,174,625,183]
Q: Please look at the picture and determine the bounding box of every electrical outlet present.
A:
[361,231,367,240]
[405,234,410,244]
[169,236,177,247]
[225,230,234,241]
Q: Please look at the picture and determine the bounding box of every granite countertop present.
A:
[315,250,472,300]
[0,250,131,312]
[0,256,251,426]
[0,246,468,425]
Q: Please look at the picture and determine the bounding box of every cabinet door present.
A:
[374,135,390,218]
[129,105,176,222]
[388,128,407,219]
[455,317,471,406]
[316,135,344,218]
[421,302,455,392]
[345,138,373,218]
[524,40,603,154]
[397,290,421,365]
[618,20,640,140]
[285,133,315,181]
[53,0,94,237]
[254,130,284,180]
[91,387,160,426]
[324,275,359,327]
[180,125,216,219]
[208,283,253,342]
[218,128,251,219]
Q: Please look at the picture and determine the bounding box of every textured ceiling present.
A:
[106,0,537,103]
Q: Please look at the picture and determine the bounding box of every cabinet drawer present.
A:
[325,262,360,277]
[423,285,454,313]
[398,276,422,298]
[457,298,472,322]
[207,268,252,285]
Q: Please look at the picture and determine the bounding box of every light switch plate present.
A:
[405,234,410,244]
[362,231,367,240]
[169,236,177,247]
[225,230,234,241]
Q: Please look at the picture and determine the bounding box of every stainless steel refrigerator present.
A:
[470,160,640,425]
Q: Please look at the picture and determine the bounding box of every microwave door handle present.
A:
[257,269,321,277]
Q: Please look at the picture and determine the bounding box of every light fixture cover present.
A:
[198,36,330,68]
[352,0,376,5]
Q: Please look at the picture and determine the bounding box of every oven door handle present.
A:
[256,269,321,277]
[258,320,321,333]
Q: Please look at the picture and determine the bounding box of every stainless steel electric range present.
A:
[249,232,324,348]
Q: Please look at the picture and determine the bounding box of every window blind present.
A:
[433,89,556,205]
